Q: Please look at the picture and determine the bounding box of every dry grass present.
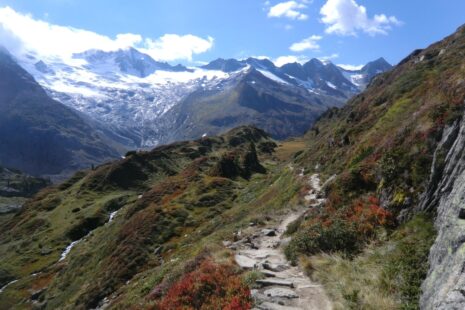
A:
[304,250,399,310]
[274,138,308,161]
[302,215,435,310]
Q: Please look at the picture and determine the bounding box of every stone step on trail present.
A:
[234,254,257,269]
[262,262,290,272]
[229,174,332,309]
[256,278,294,288]
[263,287,299,299]
[256,302,303,310]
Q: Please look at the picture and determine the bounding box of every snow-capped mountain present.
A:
[339,57,393,89]
[15,47,391,149]
[0,48,120,179]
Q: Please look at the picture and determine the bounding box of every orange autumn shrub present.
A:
[285,194,394,262]
[154,259,251,310]
[346,196,393,235]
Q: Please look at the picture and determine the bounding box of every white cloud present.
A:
[142,35,214,62]
[289,35,322,52]
[320,0,401,36]
[319,53,339,61]
[267,1,308,20]
[274,55,309,67]
[0,6,213,62]
[337,63,363,70]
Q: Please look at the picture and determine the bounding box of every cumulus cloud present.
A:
[267,1,308,21]
[289,35,322,52]
[274,55,309,67]
[0,6,213,62]
[337,63,363,70]
[320,0,401,36]
[142,35,214,62]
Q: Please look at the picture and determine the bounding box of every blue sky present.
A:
[0,0,464,67]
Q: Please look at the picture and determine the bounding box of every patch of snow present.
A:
[326,81,337,89]
[341,71,364,87]
[17,53,233,149]
[257,69,289,85]
[286,74,315,89]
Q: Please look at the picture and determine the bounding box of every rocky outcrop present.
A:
[419,112,465,309]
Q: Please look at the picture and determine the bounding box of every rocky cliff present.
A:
[419,111,465,309]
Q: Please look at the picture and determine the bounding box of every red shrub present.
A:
[346,196,393,235]
[154,259,251,310]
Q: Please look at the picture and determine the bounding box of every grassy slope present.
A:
[282,25,465,308]
[0,126,308,309]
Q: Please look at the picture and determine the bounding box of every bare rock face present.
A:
[420,113,465,309]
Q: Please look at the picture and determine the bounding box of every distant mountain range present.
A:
[1,45,392,177]
[18,47,391,147]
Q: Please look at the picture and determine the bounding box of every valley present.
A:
[1,2,465,309]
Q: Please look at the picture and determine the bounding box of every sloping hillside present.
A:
[284,24,465,309]
[0,126,309,309]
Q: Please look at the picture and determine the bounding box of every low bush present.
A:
[285,196,393,264]
[153,259,251,310]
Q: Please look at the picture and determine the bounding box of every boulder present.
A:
[235,254,257,269]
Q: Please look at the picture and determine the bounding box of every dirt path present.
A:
[231,173,332,310]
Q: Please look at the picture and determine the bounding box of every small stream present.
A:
[59,239,82,261]
[59,210,119,262]
[0,279,18,294]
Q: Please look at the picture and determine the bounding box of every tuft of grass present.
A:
[242,270,265,288]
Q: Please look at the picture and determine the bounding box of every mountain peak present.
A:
[73,48,189,77]
[361,57,392,75]
[201,58,246,72]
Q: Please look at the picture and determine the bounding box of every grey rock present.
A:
[264,287,298,299]
[419,113,465,309]
[262,262,290,272]
[256,278,294,288]
[235,254,257,269]
[40,247,52,256]
[257,302,302,310]
[262,229,277,236]
[261,270,277,278]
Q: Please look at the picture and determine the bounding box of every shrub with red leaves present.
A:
[346,196,393,235]
[154,259,251,310]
